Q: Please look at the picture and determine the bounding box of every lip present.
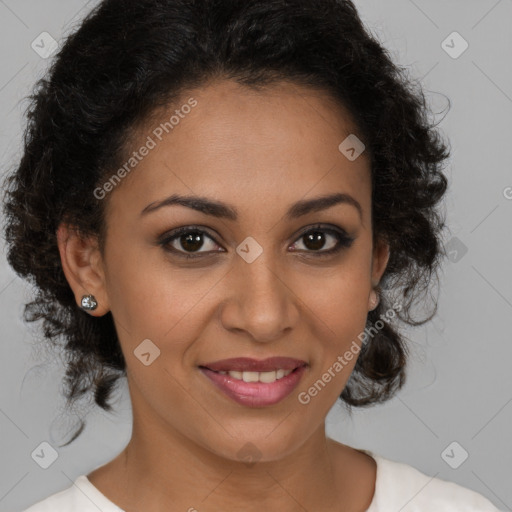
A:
[199,364,308,407]
[200,356,307,372]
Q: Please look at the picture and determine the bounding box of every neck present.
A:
[88,381,376,512]
[116,416,342,511]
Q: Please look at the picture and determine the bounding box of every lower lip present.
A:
[200,366,307,407]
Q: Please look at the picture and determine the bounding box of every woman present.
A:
[2,0,502,510]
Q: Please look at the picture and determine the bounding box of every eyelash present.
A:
[158,224,355,260]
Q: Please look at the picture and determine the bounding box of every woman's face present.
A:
[66,79,389,462]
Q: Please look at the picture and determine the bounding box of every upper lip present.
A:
[200,357,308,372]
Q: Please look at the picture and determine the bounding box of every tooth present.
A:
[222,369,294,382]
[259,371,277,383]
[242,371,259,383]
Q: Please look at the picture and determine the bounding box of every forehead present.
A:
[105,79,372,224]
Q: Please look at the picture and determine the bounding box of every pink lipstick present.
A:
[199,357,307,407]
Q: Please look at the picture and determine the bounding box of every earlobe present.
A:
[368,239,390,311]
[56,223,110,315]
[368,289,379,310]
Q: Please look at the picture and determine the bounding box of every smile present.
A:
[215,368,294,383]
[199,357,308,407]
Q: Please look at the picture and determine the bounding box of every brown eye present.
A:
[159,226,223,259]
[177,232,206,252]
[290,225,355,256]
[302,231,333,251]
[159,224,354,261]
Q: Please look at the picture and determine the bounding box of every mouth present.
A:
[198,357,308,407]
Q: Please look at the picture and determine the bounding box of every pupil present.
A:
[181,232,203,252]
[305,232,325,251]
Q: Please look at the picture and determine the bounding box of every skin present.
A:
[57,79,390,512]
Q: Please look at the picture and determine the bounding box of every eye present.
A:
[159,226,223,259]
[159,223,355,260]
[289,224,355,256]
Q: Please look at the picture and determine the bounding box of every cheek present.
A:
[295,254,372,386]
[300,256,372,333]
[103,242,221,356]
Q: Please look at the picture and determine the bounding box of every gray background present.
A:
[0,1,511,510]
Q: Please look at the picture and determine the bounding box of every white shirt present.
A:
[22,450,503,511]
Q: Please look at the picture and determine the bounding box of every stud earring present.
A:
[80,294,98,311]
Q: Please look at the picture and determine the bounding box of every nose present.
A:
[219,255,300,343]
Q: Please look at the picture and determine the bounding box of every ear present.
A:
[56,223,110,316]
[371,237,390,287]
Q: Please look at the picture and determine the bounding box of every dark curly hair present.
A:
[2,0,450,446]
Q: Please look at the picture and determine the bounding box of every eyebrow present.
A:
[140,192,363,221]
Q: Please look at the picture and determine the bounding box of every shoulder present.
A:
[360,450,503,511]
[21,475,123,512]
